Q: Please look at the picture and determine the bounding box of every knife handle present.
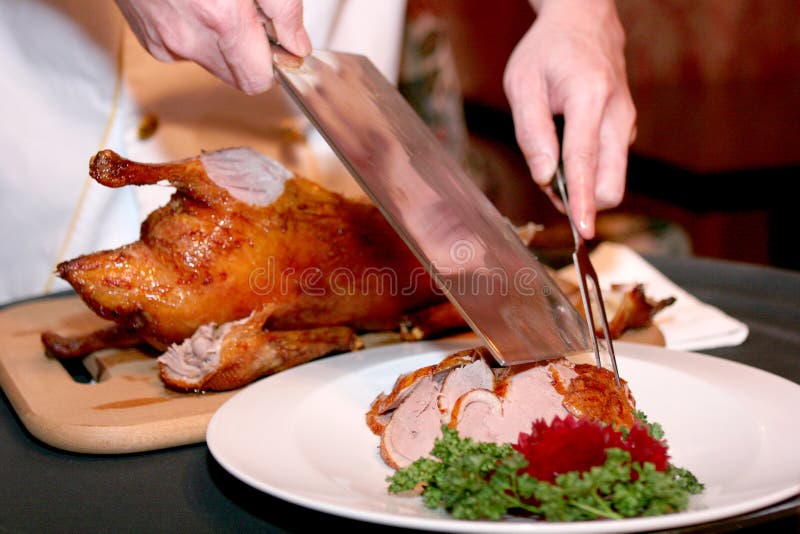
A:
[261,14,304,69]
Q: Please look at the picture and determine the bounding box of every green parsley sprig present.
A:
[387,424,703,522]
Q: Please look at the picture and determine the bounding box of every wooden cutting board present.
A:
[0,294,665,455]
[0,295,239,454]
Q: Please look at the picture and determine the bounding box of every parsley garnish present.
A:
[634,409,665,440]
[388,424,703,522]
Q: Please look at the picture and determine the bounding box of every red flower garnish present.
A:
[513,415,669,483]
[622,424,670,471]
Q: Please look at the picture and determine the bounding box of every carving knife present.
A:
[268,43,591,365]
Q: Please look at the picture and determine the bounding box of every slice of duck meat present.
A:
[378,375,443,469]
[448,388,503,443]
[365,347,483,435]
[376,349,498,468]
[452,361,575,444]
[437,357,495,421]
[158,306,361,392]
[366,361,437,436]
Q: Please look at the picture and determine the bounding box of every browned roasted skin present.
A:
[399,302,469,341]
[57,149,441,349]
[159,306,362,392]
[41,325,143,358]
[562,363,636,429]
[603,284,676,339]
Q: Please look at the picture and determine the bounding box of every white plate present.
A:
[206,338,800,533]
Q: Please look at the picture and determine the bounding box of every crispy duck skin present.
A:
[41,325,143,358]
[54,148,441,351]
[399,301,471,341]
[602,284,676,339]
[158,306,362,391]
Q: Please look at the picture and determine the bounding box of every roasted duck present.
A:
[53,147,440,348]
[42,148,673,392]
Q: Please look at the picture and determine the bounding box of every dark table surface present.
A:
[1,254,798,534]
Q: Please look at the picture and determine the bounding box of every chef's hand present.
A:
[504,0,636,239]
[114,0,311,94]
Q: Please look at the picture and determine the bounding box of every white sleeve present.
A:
[322,0,408,84]
[0,0,138,302]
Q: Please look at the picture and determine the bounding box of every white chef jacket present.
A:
[0,0,407,305]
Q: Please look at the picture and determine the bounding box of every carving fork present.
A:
[553,165,621,385]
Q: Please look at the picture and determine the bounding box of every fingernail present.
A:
[295,29,312,55]
[578,215,595,240]
[527,153,556,185]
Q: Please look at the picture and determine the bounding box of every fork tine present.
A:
[574,259,603,369]
[581,256,621,386]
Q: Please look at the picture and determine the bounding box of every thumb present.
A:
[257,0,311,56]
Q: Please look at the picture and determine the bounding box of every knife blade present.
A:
[270,46,591,365]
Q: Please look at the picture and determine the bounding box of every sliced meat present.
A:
[449,388,503,442]
[452,362,574,444]
[366,365,437,435]
[365,347,482,435]
[437,357,494,421]
[370,347,638,468]
[376,348,497,468]
[379,375,442,469]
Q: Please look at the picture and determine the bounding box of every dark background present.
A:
[437,0,800,272]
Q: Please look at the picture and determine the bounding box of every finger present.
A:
[504,70,559,187]
[562,94,606,240]
[541,183,566,215]
[160,24,242,90]
[196,50,240,89]
[594,96,636,210]
[114,1,180,64]
[257,0,311,56]
[215,2,274,94]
